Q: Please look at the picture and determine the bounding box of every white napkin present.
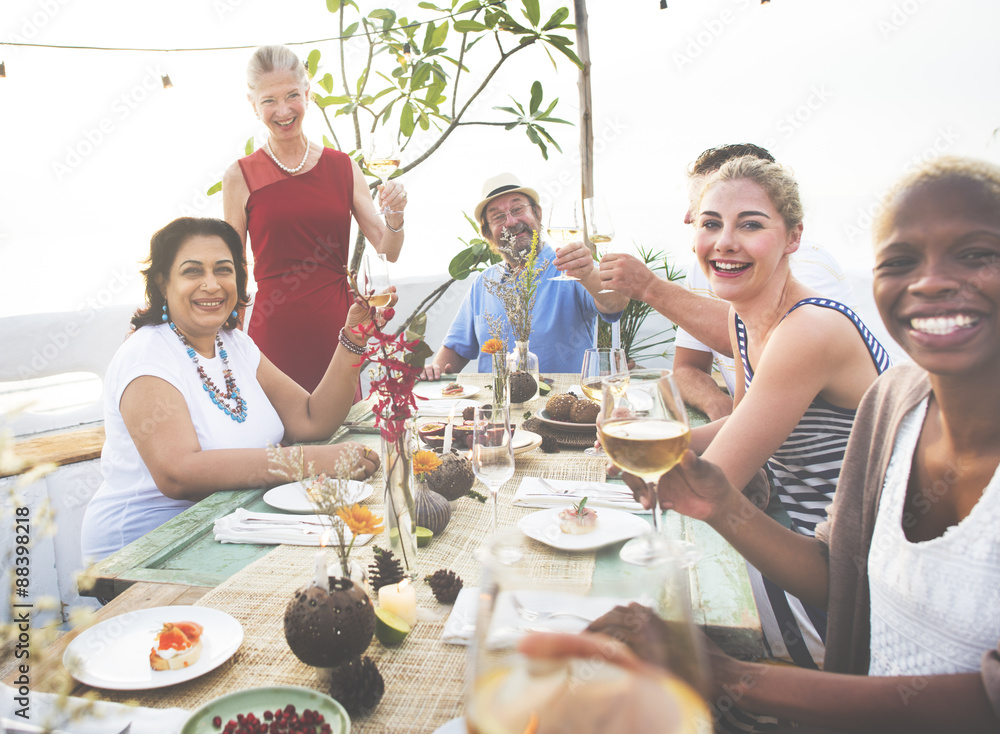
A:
[512,477,646,512]
[1,683,188,734]
[213,508,373,546]
[415,398,478,417]
[441,588,629,647]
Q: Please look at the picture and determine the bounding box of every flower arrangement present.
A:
[268,443,382,577]
[483,229,548,345]
[481,335,508,407]
[412,450,442,482]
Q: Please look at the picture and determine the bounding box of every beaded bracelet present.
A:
[385,219,404,233]
[339,328,367,355]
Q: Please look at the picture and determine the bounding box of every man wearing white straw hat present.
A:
[421,173,627,379]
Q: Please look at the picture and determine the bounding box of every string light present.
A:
[0,61,5,77]
[402,42,413,63]
[161,73,173,89]
[660,0,668,7]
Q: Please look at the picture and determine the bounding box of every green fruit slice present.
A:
[539,381,552,395]
[375,607,411,646]
[416,526,434,547]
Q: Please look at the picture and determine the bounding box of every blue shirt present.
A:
[443,244,622,373]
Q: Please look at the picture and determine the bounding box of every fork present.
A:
[510,595,596,623]
[537,478,633,497]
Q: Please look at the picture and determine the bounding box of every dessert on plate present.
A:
[150,620,204,670]
[558,497,598,535]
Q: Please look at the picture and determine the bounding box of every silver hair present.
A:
[247,45,308,91]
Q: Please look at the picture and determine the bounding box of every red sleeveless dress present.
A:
[239,148,354,392]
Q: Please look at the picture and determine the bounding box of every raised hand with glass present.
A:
[583,196,616,294]
[363,133,402,215]
[359,250,392,307]
[596,369,691,565]
[545,198,582,281]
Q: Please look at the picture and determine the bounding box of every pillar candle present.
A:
[442,403,457,454]
[378,579,417,627]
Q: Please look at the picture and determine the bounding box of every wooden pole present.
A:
[574,0,594,208]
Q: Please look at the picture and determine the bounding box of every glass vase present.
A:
[491,353,509,410]
[506,340,540,406]
[380,421,417,579]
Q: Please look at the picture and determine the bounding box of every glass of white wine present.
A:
[545,198,582,281]
[359,250,392,307]
[471,404,515,534]
[583,196,615,294]
[596,369,691,566]
[579,347,628,457]
[363,134,401,214]
[467,528,711,734]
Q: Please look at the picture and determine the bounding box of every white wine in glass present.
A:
[584,196,615,294]
[596,369,691,566]
[546,198,582,281]
[364,134,401,214]
[359,250,391,306]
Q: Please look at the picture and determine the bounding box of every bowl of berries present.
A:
[181,685,350,733]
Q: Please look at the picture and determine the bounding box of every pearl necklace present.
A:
[264,140,310,174]
[168,322,248,423]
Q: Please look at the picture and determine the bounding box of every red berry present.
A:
[213,716,223,728]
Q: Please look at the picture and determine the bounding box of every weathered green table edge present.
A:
[82,387,765,659]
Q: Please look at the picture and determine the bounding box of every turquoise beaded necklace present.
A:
[168,321,248,423]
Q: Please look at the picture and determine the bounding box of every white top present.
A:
[674,242,856,395]
[81,324,285,561]
[868,398,1000,676]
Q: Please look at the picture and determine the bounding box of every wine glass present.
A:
[579,347,628,457]
[584,196,615,294]
[358,250,392,307]
[363,133,401,214]
[596,369,691,566]
[545,198,582,281]
[471,405,515,533]
[467,528,711,734]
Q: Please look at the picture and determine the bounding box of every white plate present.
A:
[513,429,542,455]
[432,717,466,734]
[517,507,650,551]
[263,480,373,514]
[63,606,243,691]
[413,383,480,400]
[536,409,596,433]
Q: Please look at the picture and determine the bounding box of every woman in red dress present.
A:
[223,45,407,392]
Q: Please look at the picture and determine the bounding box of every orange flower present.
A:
[336,503,384,535]
[412,450,442,480]
[482,338,504,355]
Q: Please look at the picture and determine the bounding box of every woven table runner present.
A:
[99,438,607,733]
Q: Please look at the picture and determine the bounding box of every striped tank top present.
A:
[735,298,891,536]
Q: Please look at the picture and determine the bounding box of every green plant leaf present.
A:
[326,0,341,12]
[400,101,415,137]
[244,137,255,156]
[453,19,486,32]
[206,181,222,196]
[522,0,540,27]
[318,73,334,93]
[306,49,321,77]
[411,61,432,90]
[343,21,359,37]
[529,80,542,115]
[544,35,584,68]
[432,19,449,50]
[542,6,570,30]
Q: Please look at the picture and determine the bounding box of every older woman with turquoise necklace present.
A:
[81,217,386,562]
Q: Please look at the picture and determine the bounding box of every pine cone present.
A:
[540,435,560,453]
[425,569,463,605]
[462,405,476,421]
[368,546,406,590]
[328,655,385,717]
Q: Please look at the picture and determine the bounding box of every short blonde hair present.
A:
[247,45,308,92]
[700,156,804,231]
[874,156,1000,243]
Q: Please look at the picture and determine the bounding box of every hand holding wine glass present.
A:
[364,134,402,215]
[583,196,616,294]
[471,405,515,533]
[596,369,690,566]
[546,198,582,281]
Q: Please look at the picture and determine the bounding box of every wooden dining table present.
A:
[9,374,763,732]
